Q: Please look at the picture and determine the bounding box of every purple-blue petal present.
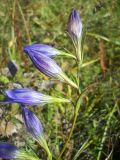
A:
[1,88,47,105]
[21,106,43,139]
[68,9,82,40]
[1,88,68,105]
[0,143,18,159]
[23,44,60,58]
[28,51,62,77]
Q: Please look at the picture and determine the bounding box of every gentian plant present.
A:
[0,9,98,160]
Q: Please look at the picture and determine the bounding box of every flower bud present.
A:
[68,9,82,43]
[24,44,60,58]
[0,88,70,105]
[21,106,43,139]
[24,44,76,59]
[24,50,78,89]
[0,143,18,159]
[68,9,83,62]
[21,107,52,159]
[0,143,39,160]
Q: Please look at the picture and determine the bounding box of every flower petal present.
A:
[23,44,60,58]
[68,9,82,42]
[0,88,70,105]
[0,143,18,159]
[21,106,43,139]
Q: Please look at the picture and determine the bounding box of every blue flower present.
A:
[68,9,82,43]
[25,49,63,77]
[24,44,76,60]
[24,50,78,89]
[0,88,70,105]
[24,44,60,58]
[0,143,40,160]
[68,9,83,62]
[21,106,52,159]
[0,143,18,159]
[21,106,43,139]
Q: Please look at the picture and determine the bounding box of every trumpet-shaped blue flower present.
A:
[68,9,82,43]
[24,50,78,89]
[25,50,63,77]
[24,44,60,58]
[0,143,18,159]
[0,88,70,105]
[21,106,52,159]
[21,106,43,139]
[0,143,40,160]
[23,44,76,59]
[68,9,83,62]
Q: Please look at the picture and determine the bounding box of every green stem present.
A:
[57,109,78,160]
[80,58,100,68]
[77,40,82,63]
[37,136,52,160]
[57,34,84,160]
[57,93,85,160]
[44,143,52,160]
[61,73,79,90]
[60,51,76,59]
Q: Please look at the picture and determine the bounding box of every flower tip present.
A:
[71,9,77,15]
[23,45,30,54]
[71,9,79,15]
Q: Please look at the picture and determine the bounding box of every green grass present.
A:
[0,0,120,159]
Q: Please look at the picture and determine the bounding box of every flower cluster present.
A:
[0,9,82,160]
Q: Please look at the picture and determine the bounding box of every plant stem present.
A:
[57,93,85,160]
[57,109,78,160]
[62,73,79,89]
[38,136,52,160]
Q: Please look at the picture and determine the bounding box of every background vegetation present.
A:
[0,0,120,159]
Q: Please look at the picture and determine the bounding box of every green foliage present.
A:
[0,0,120,160]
